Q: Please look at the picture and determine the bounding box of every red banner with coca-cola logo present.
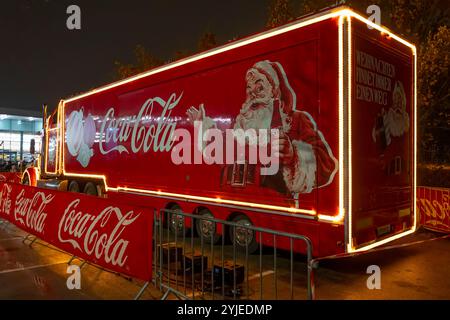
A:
[417,186,450,233]
[0,182,153,281]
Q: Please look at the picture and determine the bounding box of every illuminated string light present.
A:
[344,14,417,253]
[64,10,348,104]
[117,186,316,215]
[347,14,353,252]
[318,14,346,224]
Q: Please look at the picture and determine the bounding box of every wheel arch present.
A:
[227,211,250,223]
[22,167,38,186]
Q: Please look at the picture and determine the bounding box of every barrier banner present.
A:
[0,182,153,281]
[417,186,450,233]
[0,172,21,184]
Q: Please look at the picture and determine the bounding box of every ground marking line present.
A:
[0,261,68,274]
[0,237,23,242]
[248,270,274,281]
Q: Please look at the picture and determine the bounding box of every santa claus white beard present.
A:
[236,98,274,131]
[384,107,410,137]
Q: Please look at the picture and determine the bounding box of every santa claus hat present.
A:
[249,60,297,115]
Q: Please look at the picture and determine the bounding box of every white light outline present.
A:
[317,14,346,224]
[348,14,353,252]
[64,9,347,103]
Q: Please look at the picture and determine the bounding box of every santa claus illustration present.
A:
[187,60,338,195]
[372,80,410,150]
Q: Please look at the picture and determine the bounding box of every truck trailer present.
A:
[24,7,417,257]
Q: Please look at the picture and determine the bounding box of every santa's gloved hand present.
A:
[186,104,206,123]
[272,131,295,166]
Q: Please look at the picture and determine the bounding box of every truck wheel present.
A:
[229,214,259,254]
[195,208,220,244]
[168,204,188,237]
[68,181,80,193]
[83,182,98,196]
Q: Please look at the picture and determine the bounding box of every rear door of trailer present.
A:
[349,17,416,250]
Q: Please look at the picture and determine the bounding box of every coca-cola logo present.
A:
[14,189,54,233]
[0,184,12,215]
[65,93,182,168]
[98,93,180,156]
[58,199,140,267]
[418,191,450,230]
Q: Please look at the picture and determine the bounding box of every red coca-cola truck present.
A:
[24,7,417,257]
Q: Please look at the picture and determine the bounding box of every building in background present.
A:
[0,107,42,164]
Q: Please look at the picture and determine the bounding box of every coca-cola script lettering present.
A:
[417,186,450,232]
[0,184,12,215]
[65,93,183,168]
[14,189,54,233]
[58,199,141,267]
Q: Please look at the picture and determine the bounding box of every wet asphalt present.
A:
[0,219,449,300]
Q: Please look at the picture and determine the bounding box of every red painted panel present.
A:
[417,186,450,232]
[351,19,415,248]
[0,183,153,281]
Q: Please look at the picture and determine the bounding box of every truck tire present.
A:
[83,182,98,196]
[167,204,188,237]
[229,214,259,254]
[195,208,220,244]
[68,181,80,193]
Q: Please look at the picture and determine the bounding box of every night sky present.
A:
[1,0,270,113]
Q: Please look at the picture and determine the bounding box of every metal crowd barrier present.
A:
[153,208,313,300]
